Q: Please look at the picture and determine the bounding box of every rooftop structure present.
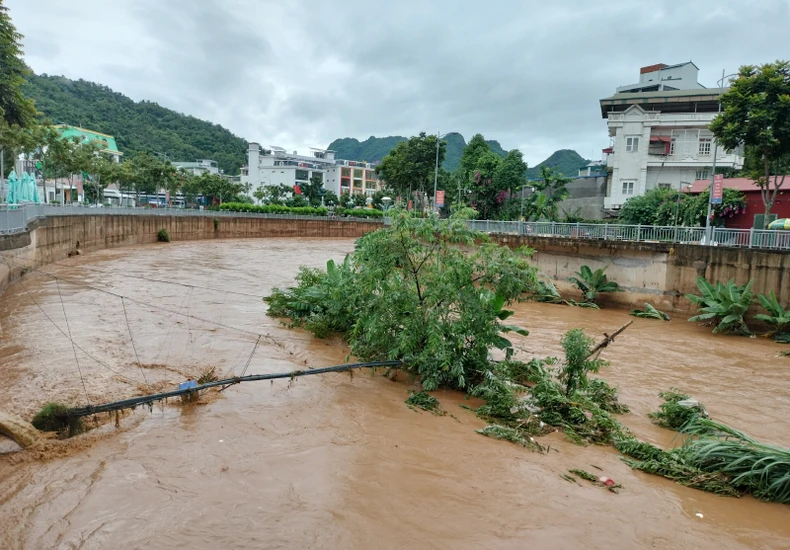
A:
[615,61,705,94]
[55,125,123,162]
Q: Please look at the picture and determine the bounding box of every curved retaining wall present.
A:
[0,215,382,293]
[493,234,790,314]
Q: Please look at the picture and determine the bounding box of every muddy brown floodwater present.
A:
[1,237,789,549]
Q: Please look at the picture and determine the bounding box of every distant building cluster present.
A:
[241,143,382,202]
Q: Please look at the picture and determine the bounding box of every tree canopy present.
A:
[0,1,34,131]
[375,132,447,201]
[710,61,790,219]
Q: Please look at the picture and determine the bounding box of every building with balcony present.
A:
[241,142,382,202]
[599,63,744,210]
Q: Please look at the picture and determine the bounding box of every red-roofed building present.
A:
[689,176,790,228]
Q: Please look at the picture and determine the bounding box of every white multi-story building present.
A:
[241,142,382,202]
[171,159,220,177]
[600,62,744,210]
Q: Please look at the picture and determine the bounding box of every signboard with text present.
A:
[436,190,445,207]
[711,174,724,204]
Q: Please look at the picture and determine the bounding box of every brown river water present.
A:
[1,238,789,549]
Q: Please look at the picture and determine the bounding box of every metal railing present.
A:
[466,220,790,251]
[0,203,383,235]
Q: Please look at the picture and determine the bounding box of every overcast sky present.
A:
[7,0,788,166]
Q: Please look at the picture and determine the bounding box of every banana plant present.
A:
[568,265,621,304]
[754,291,790,340]
[686,277,754,335]
[629,303,670,321]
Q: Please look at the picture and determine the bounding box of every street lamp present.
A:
[520,186,535,234]
[704,70,739,244]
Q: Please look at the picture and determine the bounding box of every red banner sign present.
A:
[711,174,724,204]
[436,190,445,207]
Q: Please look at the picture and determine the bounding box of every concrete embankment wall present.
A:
[0,215,381,293]
[492,234,790,314]
[1,215,787,315]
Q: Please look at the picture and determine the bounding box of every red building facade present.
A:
[689,177,790,229]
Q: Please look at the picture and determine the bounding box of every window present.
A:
[698,138,712,157]
[621,181,635,195]
[625,137,639,152]
[658,183,670,189]
[366,170,376,180]
[696,168,710,181]
[353,169,363,178]
[341,167,351,177]
[669,138,676,156]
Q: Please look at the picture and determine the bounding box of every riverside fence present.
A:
[1,204,789,251]
[469,220,790,251]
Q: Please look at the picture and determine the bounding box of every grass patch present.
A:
[31,402,84,437]
[648,389,707,430]
[405,391,443,415]
[157,228,171,242]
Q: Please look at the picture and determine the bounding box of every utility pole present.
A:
[433,131,440,214]
[705,69,726,245]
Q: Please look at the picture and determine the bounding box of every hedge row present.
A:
[217,202,384,218]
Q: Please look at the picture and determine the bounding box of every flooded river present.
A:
[1,238,789,549]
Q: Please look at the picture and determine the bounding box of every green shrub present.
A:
[31,402,84,436]
[213,218,219,230]
[157,228,170,242]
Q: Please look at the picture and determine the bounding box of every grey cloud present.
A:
[7,0,790,165]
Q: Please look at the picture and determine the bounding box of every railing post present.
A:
[485,219,489,233]
[604,223,609,240]
[576,221,580,238]
[637,224,642,242]
[551,221,556,237]
[748,227,753,249]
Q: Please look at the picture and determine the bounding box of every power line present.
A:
[0,255,141,386]
[55,279,92,407]
[121,297,151,394]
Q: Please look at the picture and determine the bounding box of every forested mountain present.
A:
[328,134,588,177]
[328,132,508,172]
[22,74,248,174]
[525,149,590,179]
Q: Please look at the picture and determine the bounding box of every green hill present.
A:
[327,132,508,172]
[22,74,248,174]
[525,149,590,179]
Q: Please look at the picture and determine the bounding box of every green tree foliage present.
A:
[456,136,530,220]
[194,172,242,205]
[0,1,35,130]
[328,132,507,172]
[568,266,621,305]
[710,61,790,219]
[686,277,754,334]
[265,209,538,390]
[618,187,746,226]
[22,74,248,174]
[521,166,572,221]
[375,132,446,199]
